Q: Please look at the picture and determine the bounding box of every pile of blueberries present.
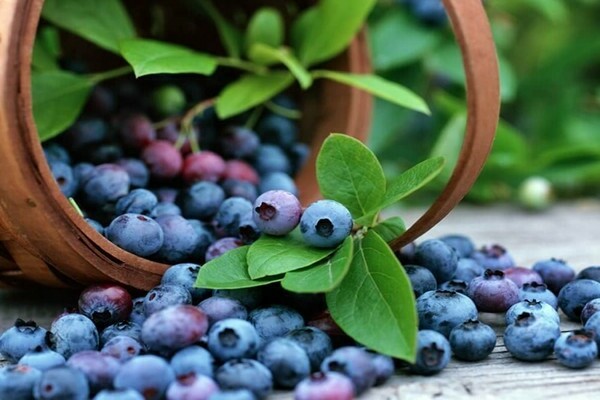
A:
[43,75,310,264]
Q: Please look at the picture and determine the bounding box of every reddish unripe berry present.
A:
[182,151,226,183]
[223,160,259,184]
[142,140,183,180]
[120,114,156,149]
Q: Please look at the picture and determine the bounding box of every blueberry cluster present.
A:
[396,0,448,26]
[42,76,318,264]
[402,235,600,373]
[0,265,398,399]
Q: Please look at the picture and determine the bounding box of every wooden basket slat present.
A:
[2,241,69,288]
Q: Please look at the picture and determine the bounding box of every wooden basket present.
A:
[0,0,499,290]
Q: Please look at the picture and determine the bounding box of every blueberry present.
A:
[294,372,354,400]
[414,239,459,283]
[43,143,71,164]
[105,214,164,257]
[215,359,273,399]
[581,298,600,324]
[449,319,496,361]
[141,305,208,355]
[141,140,183,180]
[144,284,192,316]
[467,269,520,313]
[410,0,447,26]
[213,287,265,310]
[49,160,77,197]
[221,180,258,203]
[182,151,226,184]
[257,172,298,196]
[79,284,133,328]
[223,160,259,185]
[205,238,244,262]
[179,182,226,220]
[558,279,600,321]
[503,267,544,288]
[155,215,199,263]
[452,258,484,283]
[170,345,214,379]
[63,118,108,152]
[151,85,186,117]
[257,338,310,388]
[213,197,256,239]
[49,314,99,359]
[577,266,600,282]
[154,187,179,204]
[198,297,248,327]
[0,319,48,363]
[93,389,144,400]
[88,144,125,165]
[129,298,146,326]
[252,190,302,236]
[505,299,560,326]
[114,355,175,400]
[256,114,298,149]
[166,373,220,400]
[115,158,149,189]
[207,390,256,400]
[471,244,514,270]
[73,162,95,187]
[82,164,130,207]
[85,218,105,235]
[0,364,42,400]
[285,327,333,372]
[554,329,598,369]
[19,347,66,371]
[519,282,558,309]
[100,321,142,346]
[396,242,417,265]
[115,189,158,216]
[162,263,210,303]
[409,330,451,376]
[532,258,575,295]
[188,220,216,262]
[368,351,394,386]
[584,311,600,349]
[299,200,352,248]
[504,312,560,361]
[118,114,156,149]
[220,126,260,158]
[252,145,292,175]
[101,336,143,363]
[249,305,304,342]
[66,350,121,394]
[320,346,377,395]
[207,318,260,362]
[34,366,89,400]
[438,280,469,295]
[150,202,182,218]
[439,234,475,258]
[416,290,478,337]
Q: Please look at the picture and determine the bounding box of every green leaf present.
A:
[281,237,354,293]
[248,44,313,89]
[316,134,386,220]
[372,217,406,243]
[42,0,136,54]
[215,72,294,119]
[195,0,243,58]
[195,246,282,289]
[326,231,417,361]
[32,71,94,142]
[312,71,430,115]
[247,231,336,280]
[380,157,445,208]
[294,0,376,67]
[119,39,218,77]
[32,41,59,71]
[246,7,284,52]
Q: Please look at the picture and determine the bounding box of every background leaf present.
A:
[316,134,386,220]
[195,0,243,58]
[246,7,284,52]
[32,71,94,142]
[42,0,136,54]
[326,231,418,361]
[312,71,430,115]
[281,237,354,293]
[248,44,313,89]
[120,39,218,77]
[215,72,294,119]
[372,217,406,243]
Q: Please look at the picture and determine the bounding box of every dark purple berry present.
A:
[321,346,377,395]
[472,244,514,270]
[198,297,248,327]
[581,298,600,324]
[220,126,260,158]
[533,258,575,295]
[256,114,298,149]
[119,114,156,150]
[78,284,133,328]
[285,327,333,372]
[205,238,243,262]
[67,350,121,394]
[503,267,543,288]
[467,269,520,313]
[182,151,226,184]
[223,160,259,185]
[142,140,183,180]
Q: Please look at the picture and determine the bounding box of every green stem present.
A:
[265,100,302,120]
[88,65,133,83]
[68,197,84,217]
[175,98,216,152]
[244,106,264,129]
[216,57,268,75]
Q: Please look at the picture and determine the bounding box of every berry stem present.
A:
[68,197,84,217]
[244,106,264,129]
[265,100,302,119]
[87,66,133,84]
[175,98,216,152]
[216,57,269,75]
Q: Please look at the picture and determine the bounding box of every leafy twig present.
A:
[87,65,133,84]
[265,100,302,120]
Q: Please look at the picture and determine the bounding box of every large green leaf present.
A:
[372,217,406,243]
[32,71,94,142]
[42,0,136,54]
[195,0,243,58]
[294,0,376,67]
[312,71,430,115]
[215,72,294,119]
[32,26,61,71]
[326,231,417,361]
[248,44,312,89]
[195,246,282,289]
[246,7,284,52]
[247,231,336,280]
[316,134,386,220]
[119,39,218,77]
[281,237,354,293]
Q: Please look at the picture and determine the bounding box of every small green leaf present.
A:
[119,39,218,77]
[281,237,354,293]
[372,217,406,243]
[246,7,284,52]
[195,246,282,289]
[312,71,430,115]
[247,231,336,280]
[32,41,59,71]
[326,231,417,361]
[215,72,294,119]
[316,134,386,220]
[32,71,94,142]
[195,0,243,58]
[248,44,313,89]
[42,0,136,54]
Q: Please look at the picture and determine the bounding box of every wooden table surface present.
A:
[2,201,600,399]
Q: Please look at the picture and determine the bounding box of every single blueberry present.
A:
[34,366,90,400]
[221,179,258,203]
[66,350,121,394]
[558,279,600,321]
[18,347,66,371]
[100,335,143,363]
[219,126,260,158]
[149,202,182,218]
[205,238,244,262]
[100,321,141,346]
[166,373,220,400]
[49,314,99,359]
[252,145,292,175]
[0,319,48,363]
[504,312,560,361]
[467,269,520,313]
[471,244,515,271]
[198,296,248,327]
[213,197,256,239]
[115,189,158,216]
[144,284,192,316]
[155,215,200,263]
[178,182,226,221]
[257,338,310,388]
[215,359,273,399]
[576,266,600,283]
[78,284,133,329]
[0,364,42,400]
[249,305,304,342]
[285,327,332,372]
[113,355,175,400]
[503,267,544,288]
[252,190,302,236]
[554,329,598,369]
[452,258,484,283]
[300,200,352,248]
[416,290,478,337]
[581,298,600,325]
[414,239,459,283]
[256,114,298,149]
[207,318,260,362]
[439,234,475,258]
[294,372,354,400]
[449,319,496,361]
[321,346,377,395]
[105,214,164,257]
[49,160,77,197]
[519,282,558,309]
[505,299,560,326]
[115,158,150,189]
[409,330,451,376]
[170,345,214,379]
[162,263,210,303]
[82,164,130,207]
[257,172,298,196]
[532,258,575,295]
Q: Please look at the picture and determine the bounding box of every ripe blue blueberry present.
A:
[367,351,395,386]
[256,114,298,150]
[115,189,158,216]
[197,296,248,327]
[170,345,214,379]
[222,179,258,203]
[66,350,121,394]
[249,305,304,342]
[18,347,66,371]
[253,144,292,175]
[258,172,298,196]
[583,312,600,350]
[93,389,144,400]
[294,372,354,400]
[532,258,575,295]
[554,329,598,369]
[207,318,260,362]
[219,126,260,158]
[49,160,77,197]
[100,321,142,346]
[471,244,515,270]
[162,263,210,303]
[79,284,133,328]
[414,239,458,283]
[252,190,302,236]
[114,355,175,400]
[404,265,437,298]
[144,284,192,316]
[213,197,259,241]
[188,220,216,262]
[504,312,560,361]
[49,314,99,359]
[519,282,558,309]
[449,319,496,361]
[320,346,377,395]
[285,326,333,372]
[0,364,42,400]
[105,214,164,257]
[166,373,220,400]
[150,202,182,218]
[178,182,225,221]
[82,164,130,207]
[215,359,273,399]
[416,290,478,338]
[409,330,451,376]
[63,118,108,152]
[43,143,71,164]
[155,215,200,263]
[438,280,469,295]
[467,269,520,313]
[439,234,475,258]
[257,338,310,388]
[558,279,600,321]
[453,258,484,283]
[116,158,150,189]
[129,297,146,326]
[101,335,143,363]
[505,299,560,326]
[85,218,104,235]
[299,200,352,248]
[34,366,90,400]
[576,266,600,282]
[581,298,600,324]
[0,319,48,363]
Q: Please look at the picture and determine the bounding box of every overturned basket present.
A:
[0,0,499,290]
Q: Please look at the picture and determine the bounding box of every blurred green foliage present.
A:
[368,0,600,203]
